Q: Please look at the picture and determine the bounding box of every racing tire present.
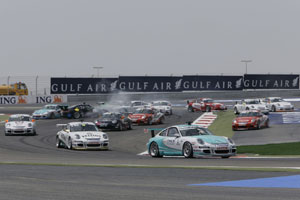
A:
[271,105,276,112]
[234,107,239,115]
[183,142,194,158]
[188,106,194,112]
[246,107,250,111]
[73,112,81,119]
[128,122,132,130]
[31,131,37,136]
[159,116,165,124]
[50,113,55,119]
[221,156,230,159]
[265,119,270,128]
[170,110,173,115]
[68,138,73,150]
[119,122,124,131]
[147,118,153,125]
[205,106,211,112]
[149,142,162,157]
[56,137,63,148]
[257,121,261,130]
[5,132,10,136]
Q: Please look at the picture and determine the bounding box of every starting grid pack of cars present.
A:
[3,97,295,158]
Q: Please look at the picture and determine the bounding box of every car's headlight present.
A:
[6,123,10,127]
[228,138,235,144]
[28,123,32,127]
[102,133,108,139]
[197,138,204,145]
[142,116,146,119]
[277,103,280,106]
[251,119,256,123]
[112,120,117,124]
[75,134,80,139]
[233,120,237,123]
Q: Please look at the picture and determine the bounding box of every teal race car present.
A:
[32,104,62,119]
[147,125,236,158]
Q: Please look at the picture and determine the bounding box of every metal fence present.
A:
[0,76,51,96]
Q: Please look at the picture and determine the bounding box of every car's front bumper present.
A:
[5,128,35,135]
[71,140,109,150]
[193,145,237,157]
[232,123,258,130]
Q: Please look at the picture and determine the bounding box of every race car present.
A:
[151,100,173,115]
[187,98,227,112]
[56,122,109,150]
[147,124,236,158]
[130,101,151,109]
[32,104,61,119]
[232,110,269,131]
[95,112,132,131]
[128,108,165,125]
[262,97,294,112]
[233,99,269,115]
[60,103,94,119]
[4,114,36,136]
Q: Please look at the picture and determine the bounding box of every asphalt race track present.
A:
[1,103,300,200]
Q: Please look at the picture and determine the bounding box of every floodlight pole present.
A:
[93,67,104,78]
[241,60,252,74]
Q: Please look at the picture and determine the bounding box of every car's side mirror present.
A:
[64,129,70,133]
[174,133,180,138]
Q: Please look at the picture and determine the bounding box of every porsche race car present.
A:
[232,110,269,130]
[128,108,165,125]
[32,104,61,119]
[95,112,132,131]
[151,100,172,115]
[147,124,236,158]
[187,98,227,112]
[262,97,294,112]
[5,114,36,136]
[56,122,109,150]
[233,99,269,115]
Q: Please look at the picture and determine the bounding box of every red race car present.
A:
[232,110,269,131]
[128,108,165,125]
[187,98,227,112]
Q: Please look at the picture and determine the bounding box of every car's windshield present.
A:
[9,116,31,122]
[245,100,259,104]
[153,102,168,106]
[203,99,214,103]
[70,124,98,132]
[101,113,118,119]
[135,109,152,114]
[180,127,212,136]
[271,98,283,102]
[45,105,57,110]
[238,112,260,117]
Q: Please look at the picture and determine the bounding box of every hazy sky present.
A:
[1,0,300,77]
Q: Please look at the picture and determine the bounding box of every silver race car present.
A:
[4,114,36,136]
[56,122,109,150]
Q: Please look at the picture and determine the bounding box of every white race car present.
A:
[4,114,36,136]
[56,122,109,150]
[262,97,294,112]
[130,101,151,109]
[151,101,172,115]
[233,99,269,115]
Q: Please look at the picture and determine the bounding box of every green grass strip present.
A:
[238,142,300,155]
[0,115,9,122]
[208,111,235,138]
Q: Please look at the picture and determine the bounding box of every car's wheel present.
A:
[188,106,194,112]
[73,112,81,119]
[119,122,124,131]
[246,107,250,111]
[170,109,173,115]
[50,113,55,119]
[159,116,165,124]
[271,105,276,112]
[221,156,230,159]
[5,132,10,136]
[205,106,211,112]
[183,142,194,158]
[265,119,270,128]
[127,121,132,130]
[56,137,63,148]
[68,137,73,150]
[234,107,239,115]
[32,131,37,136]
[257,120,261,129]
[149,142,162,157]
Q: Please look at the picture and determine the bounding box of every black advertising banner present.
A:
[243,74,300,89]
[51,78,118,94]
[182,76,244,90]
[117,76,183,92]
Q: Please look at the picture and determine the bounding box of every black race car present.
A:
[60,103,94,119]
[94,112,132,131]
